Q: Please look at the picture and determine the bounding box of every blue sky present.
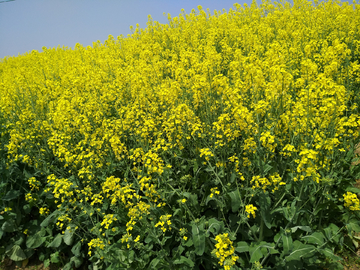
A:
[0,0,352,59]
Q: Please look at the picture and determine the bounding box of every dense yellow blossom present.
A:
[0,0,360,268]
[343,192,360,211]
[212,233,239,270]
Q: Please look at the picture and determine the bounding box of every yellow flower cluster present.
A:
[101,214,117,230]
[210,187,220,198]
[212,233,239,270]
[88,238,105,256]
[199,148,215,162]
[155,214,172,233]
[250,173,286,192]
[343,192,360,211]
[245,204,258,218]
[39,207,50,216]
[28,177,40,191]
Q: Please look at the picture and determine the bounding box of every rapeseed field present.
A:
[1,0,360,269]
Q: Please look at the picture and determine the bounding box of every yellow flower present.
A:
[245,204,258,218]
[343,192,360,211]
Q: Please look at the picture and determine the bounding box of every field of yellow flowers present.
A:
[1,0,360,269]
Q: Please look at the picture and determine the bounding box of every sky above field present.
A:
[0,0,353,59]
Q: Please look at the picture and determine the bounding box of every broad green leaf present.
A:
[205,195,215,206]
[0,215,3,220]
[227,190,241,212]
[290,226,312,233]
[302,232,325,245]
[7,245,27,261]
[23,204,31,215]
[249,242,265,263]
[235,242,249,253]
[40,210,59,227]
[2,190,21,201]
[285,241,316,262]
[62,262,72,270]
[289,200,297,222]
[230,172,236,183]
[205,218,223,237]
[346,220,360,233]
[26,232,46,249]
[47,233,62,248]
[321,248,343,262]
[189,194,199,210]
[64,226,74,246]
[346,187,360,194]
[43,259,50,268]
[71,241,82,256]
[2,220,16,232]
[70,256,83,268]
[128,250,135,264]
[145,234,154,244]
[50,252,60,264]
[263,164,273,175]
[282,233,293,255]
[324,223,340,241]
[173,256,195,267]
[192,222,205,256]
[259,192,272,229]
[184,238,193,247]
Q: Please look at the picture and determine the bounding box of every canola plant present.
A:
[1,0,360,269]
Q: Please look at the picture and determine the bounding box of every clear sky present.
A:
[0,0,352,60]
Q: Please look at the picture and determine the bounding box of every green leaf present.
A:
[320,248,343,262]
[47,233,62,248]
[184,238,193,247]
[235,242,249,253]
[192,222,205,256]
[230,172,236,183]
[205,218,223,237]
[43,259,50,268]
[285,240,316,262]
[50,252,60,264]
[7,245,27,261]
[346,187,360,194]
[302,232,325,246]
[70,256,83,268]
[263,164,273,175]
[149,258,160,268]
[282,233,293,255]
[227,190,241,212]
[62,262,72,270]
[2,190,21,201]
[346,220,360,233]
[173,256,195,267]
[259,192,272,229]
[324,223,340,241]
[71,241,82,256]
[23,204,31,215]
[205,195,215,205]
[64,226,74,246]
[2,220,16,232]
[26,232,46,249]
[291,226,312,233]
[40,210,59,227]
[249,243,265,263]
